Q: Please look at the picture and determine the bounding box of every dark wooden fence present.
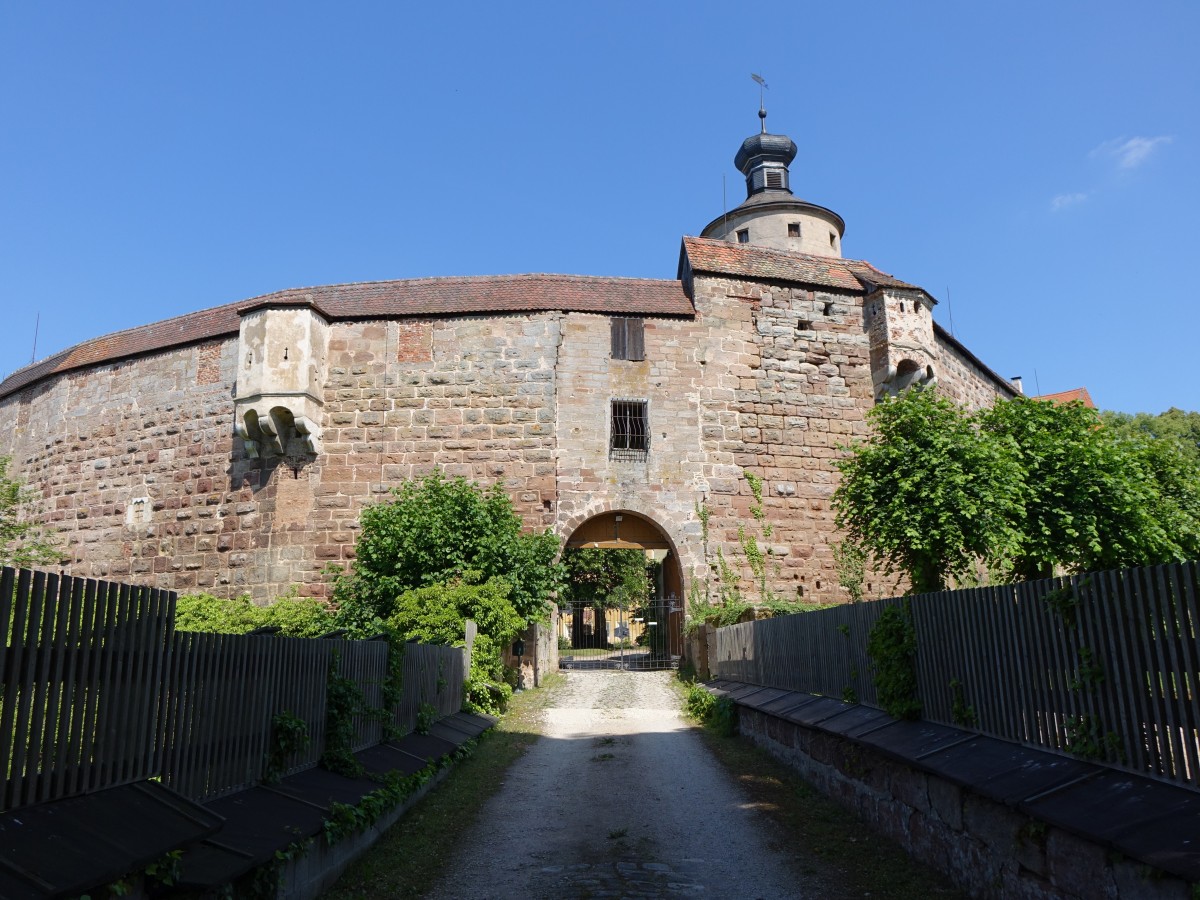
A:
[1,567,467,811]
[712,561,1200,790]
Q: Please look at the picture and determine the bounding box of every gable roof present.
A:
[1035,387,1096,408]
[679,235,930,299]
[0,274,693,399]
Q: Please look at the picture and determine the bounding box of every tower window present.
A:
[766,170,783,189]
[610,317,645,361]
[736,229,750,244]
[788,222,800,237]
[829,232,837,248]
[610,399,649,462]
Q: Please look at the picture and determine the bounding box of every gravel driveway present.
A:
[427,671,813,899]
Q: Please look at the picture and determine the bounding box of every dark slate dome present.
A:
[734,132,798,176]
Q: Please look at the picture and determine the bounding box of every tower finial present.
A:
[751,73,768,133]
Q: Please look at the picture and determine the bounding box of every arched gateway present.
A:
[558,511,685,670]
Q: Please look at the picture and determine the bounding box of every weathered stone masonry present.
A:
[0,121,1021,604]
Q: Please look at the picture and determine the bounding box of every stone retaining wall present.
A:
[737,706,1193,899]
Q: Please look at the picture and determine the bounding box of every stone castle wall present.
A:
[0,340,253,592]
[687,275,875,601]
[0,269,1014,606]
[935,331,1016,409]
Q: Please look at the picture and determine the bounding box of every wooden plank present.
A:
[1019,578,1054,749]
[1160,563,1199,785]
[104,581,135,788]
[1117,566,1160,775]
[24,571,59,806]
[1091,568,1141,775]
[1175,562,1200,786]
[49,575,85,800]
[1,569,31,809]
[1128,567,1168,775]
[959,587,992,735]
[68,579,101,799]
[12,570,47,808]
[115,584,150,785]
[1147,565,1186,781]
[35,574,72,803]
[144,588,175,778]
[1007,581,1035,743]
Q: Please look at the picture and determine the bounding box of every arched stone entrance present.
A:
[561,511,685,666]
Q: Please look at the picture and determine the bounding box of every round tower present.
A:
[701,110,846,257]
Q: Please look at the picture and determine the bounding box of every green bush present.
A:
[867,603,922,720]
[682,682,736,737]
[332,472,562,631]
[174,591,337,637]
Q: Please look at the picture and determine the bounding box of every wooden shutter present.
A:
[627,318,644,361]
[610,317,626,360]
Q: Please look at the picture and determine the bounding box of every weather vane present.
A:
[751,73,768,132]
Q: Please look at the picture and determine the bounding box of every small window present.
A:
[829,232,837,248]
[610,399,649,461]
[736,229,750,244]
[766,170,783,189]
[787,222,800,238]
[610,317,645,361]
[823,301,833,316]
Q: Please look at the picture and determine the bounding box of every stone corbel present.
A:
[235,398,322,460]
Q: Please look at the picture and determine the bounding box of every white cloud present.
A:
[1090,135,1172,169]
[1051,191,1089,211]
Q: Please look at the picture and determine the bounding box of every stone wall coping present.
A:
[704,678,1200,883]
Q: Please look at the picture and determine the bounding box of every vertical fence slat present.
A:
[708,560,1200,789]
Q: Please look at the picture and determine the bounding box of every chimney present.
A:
[1011,375,1024,395]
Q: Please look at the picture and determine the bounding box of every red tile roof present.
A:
[1035,387,1096,408]
[0,274,694,399]
[680,236,929,297]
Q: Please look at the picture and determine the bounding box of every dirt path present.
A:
[427,671,813,899]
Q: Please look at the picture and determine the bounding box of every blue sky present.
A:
[1,2,1196,413]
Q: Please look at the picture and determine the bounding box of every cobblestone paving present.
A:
[427,671,812,899]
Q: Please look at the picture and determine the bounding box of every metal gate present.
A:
[558,597,684,671]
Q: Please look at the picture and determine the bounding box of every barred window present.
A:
[610,317,645,361]
[610,399,649,462]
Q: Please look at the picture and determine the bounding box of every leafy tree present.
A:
[333,471,562,634]
[833,388,1024,594]
[562,547,650,648]
[1110,427,1200,563]
[1100,408,1200,460]
[981,398,1144,578]
[0,456,59,568]
[835,390,1200,595]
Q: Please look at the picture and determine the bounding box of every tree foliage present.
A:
[388,576,524,649]
[834,390,1200,594]
[333,471,562,634]
[1100,408,1200,460]
[561,547,651,650]
[562,547,650,610]
[0,456,59,568]
[834,388,1023,594]
[980,398,1195,578]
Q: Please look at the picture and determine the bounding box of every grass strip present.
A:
[322,674,562,900]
